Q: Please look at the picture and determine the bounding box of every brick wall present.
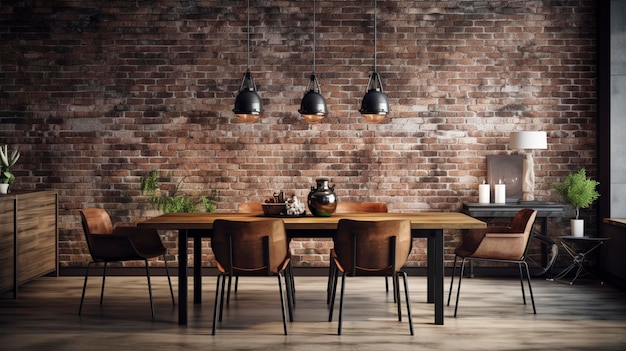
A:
[0,1,597,269]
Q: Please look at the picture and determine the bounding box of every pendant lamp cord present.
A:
[313,0,317,75]
[246,0,250,71]
[373,0,377,72]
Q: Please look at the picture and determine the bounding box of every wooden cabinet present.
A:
[0,191,58,297]
[601,219,626,290]
[0,198,15,294]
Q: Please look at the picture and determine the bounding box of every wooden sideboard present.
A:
[0,191,58,298]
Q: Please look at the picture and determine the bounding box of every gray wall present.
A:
[611,0,626,217]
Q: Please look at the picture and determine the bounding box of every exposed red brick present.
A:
[0,0,597,270]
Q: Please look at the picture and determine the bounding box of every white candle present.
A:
[494,181,506,204]
[479,183,490,204]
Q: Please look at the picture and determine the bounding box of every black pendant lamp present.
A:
[359,0,389,123]
[298,0,328,124]
[233,0,263,123]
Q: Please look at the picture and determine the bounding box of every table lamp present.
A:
[510,131,547,202]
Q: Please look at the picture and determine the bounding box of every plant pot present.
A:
[0,184,8,194]
[571,219,585,237]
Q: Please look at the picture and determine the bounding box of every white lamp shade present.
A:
[510,131,547,150]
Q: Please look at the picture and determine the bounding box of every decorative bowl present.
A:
[261,203,287,216]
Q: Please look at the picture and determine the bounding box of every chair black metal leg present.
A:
[100,262,108,305]
[225,275,240,305]
[523,262,537,314]
[277,273,288,335]
[144,260,155,320]
[447,255,458,306]
[290,264,296,307]
[326,264,331,304]
[284,271,294,322]
[402,271,414,336]
[212,274,223,335]
[395,273,402,321]
[385,275,397,305]
[328,269,339,321]
[454,258,467,317]
[163,255,175,306]
[393,273,398,304]
[287,262,296,306]
[338,273,347,335]
[518,263,527,305]
[78,261,94,315]
[219,274,227,322]
[451,257,537,317]
[326,258,336,304]
[226,275,233,305]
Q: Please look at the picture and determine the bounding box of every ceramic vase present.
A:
[0,184,8,194]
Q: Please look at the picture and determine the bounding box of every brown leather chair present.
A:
[328,219,414,335]
[327,202,389,303]
[447,209,538,317]
[335,201,388,214]
[227,202,263,300]
[230,202,296,305]
[211,218,293,335]
[237,202,263,213]
[78,208,175,320]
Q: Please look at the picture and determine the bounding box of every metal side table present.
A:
[552,236,609,285]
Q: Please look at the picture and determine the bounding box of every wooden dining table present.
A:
[137,212,486,326]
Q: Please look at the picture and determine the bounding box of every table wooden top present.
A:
[137,212,486,231]
[603,218,626,228]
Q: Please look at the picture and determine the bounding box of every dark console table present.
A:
[462,202,566,222]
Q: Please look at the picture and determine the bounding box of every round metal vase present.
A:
[307,178,337,217]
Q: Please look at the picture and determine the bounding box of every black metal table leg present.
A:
[194,234,202,304]
[434,229,444,325]
[178,229,188,325]
[426,233,435,304]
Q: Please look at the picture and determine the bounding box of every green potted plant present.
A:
[140,170,218,213]
[555,168,600,237]
[0,144,20,194]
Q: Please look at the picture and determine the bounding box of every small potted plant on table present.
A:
[0,144,20,194]
[555,168,600,237]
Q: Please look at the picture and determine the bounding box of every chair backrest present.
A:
[334,202,388,214]
[333,219,412,276]
[211,219,288,275]
[516,209,538,259]
[79,208,115,261]
[80,208,114,235]
[511,208,537,233]
[237,202,263,213]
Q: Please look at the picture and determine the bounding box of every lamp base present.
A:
[520,190,535,202]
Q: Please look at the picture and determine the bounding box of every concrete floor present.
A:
[0,274,625,351]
